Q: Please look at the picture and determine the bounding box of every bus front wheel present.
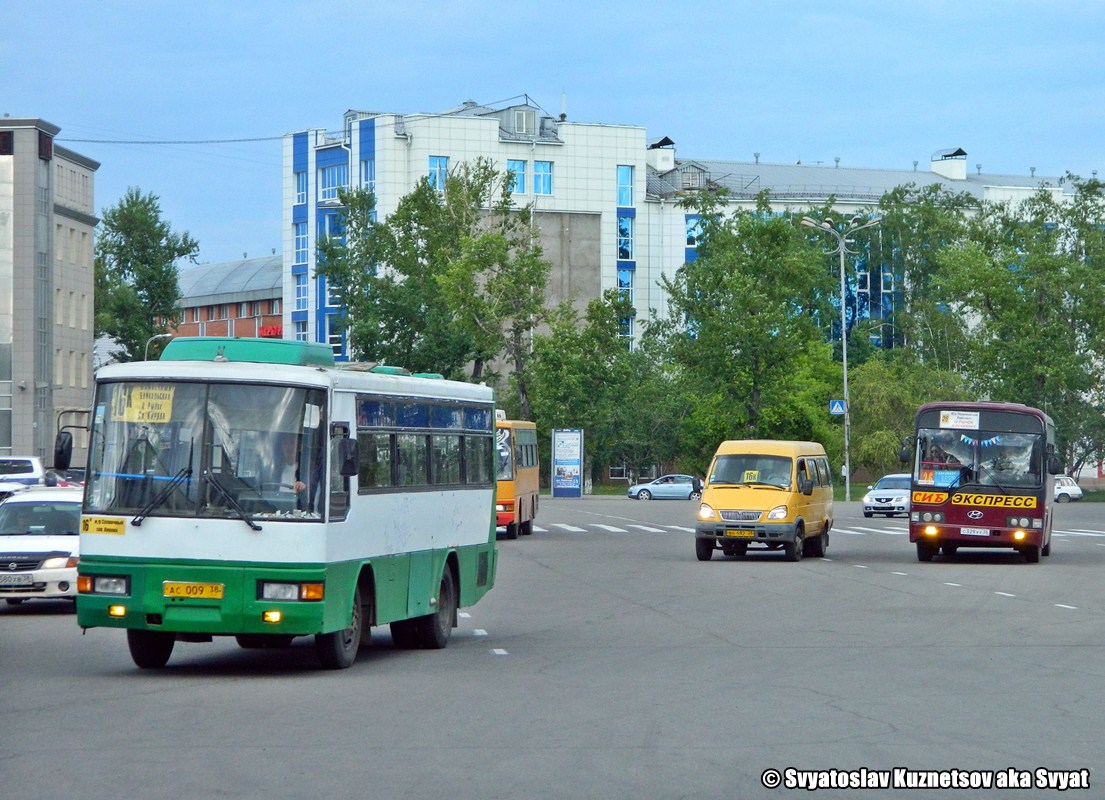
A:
[916,541,937,562]
[315,585,366,669]
[127,629,175,669]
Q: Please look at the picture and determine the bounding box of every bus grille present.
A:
[720,510,762,522]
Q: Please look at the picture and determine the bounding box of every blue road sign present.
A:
[829,400,846,415]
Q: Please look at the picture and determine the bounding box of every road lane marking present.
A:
[892,571,908,576]
[593,524,627,533]
[459,612,471,618]
[854,564,869,569]
[492,648,509,655]
[627,524,668,533]
[944,582,962,587]
[1055,604,1078,610]
[473,629,488,637]
[995,592,1016,597]
[551,524,587,532]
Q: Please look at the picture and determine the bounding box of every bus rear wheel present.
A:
[127,629,175,669]
[417,567,456,650]
[315,585,366,669]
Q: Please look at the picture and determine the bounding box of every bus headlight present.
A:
[766,505,788,521]
[697,503,716,522]
[260,582,325,601]
[82,575,129,595]
[912,511,944,523]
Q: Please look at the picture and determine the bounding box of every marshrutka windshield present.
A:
[495,428,513,481]
[915,426,1043,490]
[87,381,326,521]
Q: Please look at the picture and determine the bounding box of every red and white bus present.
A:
[903,401,1061,563]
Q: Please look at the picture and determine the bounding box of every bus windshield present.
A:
[495,428,513,481]
[916,426,1043,490]
[87,381,326,521]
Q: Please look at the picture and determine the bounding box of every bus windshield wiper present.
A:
[977,461,1011,494]
[202,472,262,531]
[132,440,195,526]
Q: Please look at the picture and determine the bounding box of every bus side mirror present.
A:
[54,431,73,471]
[898,446,911,463]
[338,438,358,477]
[1048,455,1062,476]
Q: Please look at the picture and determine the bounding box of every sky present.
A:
[7,0,1105,265]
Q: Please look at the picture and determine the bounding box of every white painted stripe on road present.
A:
[834,528,868,535]
[667,525,696,532]
[853,525,901,534]
[944,582,962,587]
[1063,530,1105,537]
[627,524,668,533]
[1055,604,1078,610]
[473,629,488,637]
[492,648,509,655]
[892,571,908,576]
[532,526,549,533]
[551,524,588,532]
[459,612,471,618]
[593,524,628,533]
[854,564,869,569]
[994,592,1016,597]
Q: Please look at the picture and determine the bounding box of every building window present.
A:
[617,165,634,206]
[534,161,553,195]
[294,320,308,341]
[326,315,343,356]
[319,163,349,201]
[361,159,375,192]
[618,268,634,306]
[428,156,449,191]
[294,222,308,264]
[295,273,308,311]
[272,298,281,315]
[507,159,526,195]
[295,171,307,204]
[686,215,702,247]
[617,215,634,260]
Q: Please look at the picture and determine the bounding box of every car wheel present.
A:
[638,490,652,501]
[695,537,714,561]
[863,511,872,518]
[689,491,701,501]
[783,528,803,562]
[1056,494,1070,503]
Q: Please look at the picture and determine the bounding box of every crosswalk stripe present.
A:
[550,524,587,532]
[627,524,668,533]
[593,524,628,533]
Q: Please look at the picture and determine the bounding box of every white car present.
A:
[862,473,911,518]
[0,486,83,605]
[0,456,45,488]
[1055,475,1083,503]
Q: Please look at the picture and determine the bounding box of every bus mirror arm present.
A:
[338,438,358,477]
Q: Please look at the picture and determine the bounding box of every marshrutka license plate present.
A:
[724,529,754,538]
[163,581,225,599]
[960,527,990,537]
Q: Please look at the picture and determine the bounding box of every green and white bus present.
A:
[55,337,498,670]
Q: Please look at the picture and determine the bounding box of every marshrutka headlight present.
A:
[766,505,788,520]
[42,555,78,570]
[697,503,716,521]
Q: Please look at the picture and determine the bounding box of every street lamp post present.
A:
[800,215,881,502]
[144,333,173,361]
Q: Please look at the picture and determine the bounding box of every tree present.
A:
[95,188,198,361]
[937,178,1105,473]
[656,192,838,460]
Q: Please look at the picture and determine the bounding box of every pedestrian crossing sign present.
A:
[829,400,846,415]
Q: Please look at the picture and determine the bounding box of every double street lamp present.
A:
[800,214,882,502]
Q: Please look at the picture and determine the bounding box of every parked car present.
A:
[628,474,701,501]
[0,456,46,488]
[1055,475,1083,503]
[0,486,83,605]
[862,473,911,518]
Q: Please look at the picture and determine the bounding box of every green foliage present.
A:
[95,188,198,362]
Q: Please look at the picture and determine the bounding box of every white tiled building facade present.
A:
[283,99,1069,359]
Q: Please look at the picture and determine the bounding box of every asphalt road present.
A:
[3,497,1104,799]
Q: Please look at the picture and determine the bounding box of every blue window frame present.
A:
[294,222,307,264]
[617,165,633,206]
[618,268,634,305]
[361,158,375,192]
[507,159,526,195]
[320,163,349,201]
[617,215,634,260]
[534,161,553,195]
[429,156,449,191]
[294,320,308,341]
[294,273,308,311]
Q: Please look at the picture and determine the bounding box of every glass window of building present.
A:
[617,215,634,260]
[534,161,553,195]
[361,159,375,192]
[295,171,307,204]
[429,156,449,191]
[617,165,634,206]
[319,163,349,201]
[295,274,308,311]
[507,159,526,195]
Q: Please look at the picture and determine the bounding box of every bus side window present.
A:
[329,424,352,520]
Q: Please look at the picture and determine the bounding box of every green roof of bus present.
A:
[159,337,335,367]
